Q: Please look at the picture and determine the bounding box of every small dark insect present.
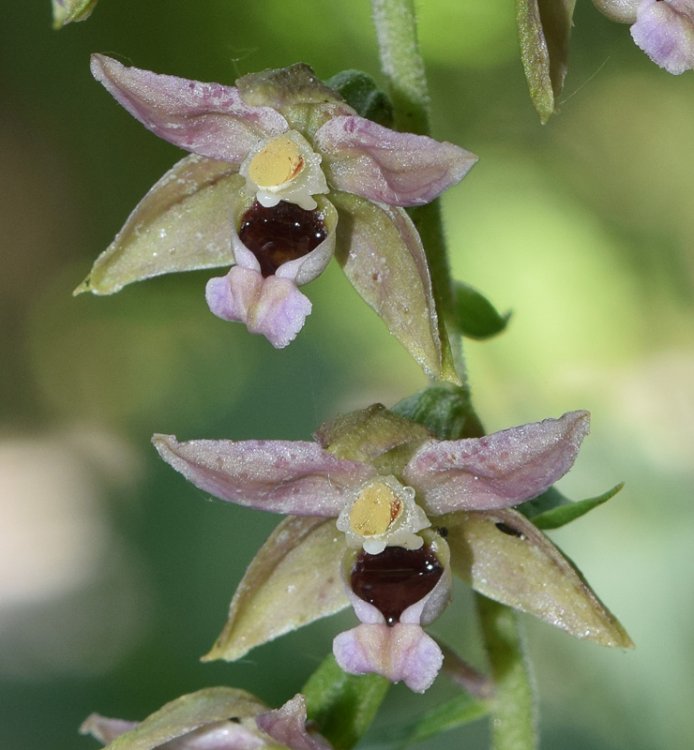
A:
[495,521,524,539]
[435,526,448,537]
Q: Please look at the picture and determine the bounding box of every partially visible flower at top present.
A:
[81,688,331,750]
[81,58,476,366]
[594,0,694,73]
[52,0,97,28]
[153,406,632,694]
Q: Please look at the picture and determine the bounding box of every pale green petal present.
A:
[81,687,267,750]
[76,156,241,295]
[205,516,349,662]
[445,509,633,648]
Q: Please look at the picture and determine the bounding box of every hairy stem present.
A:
[371,4,538,748]
[370,0,463,387]
[477,596,538,750]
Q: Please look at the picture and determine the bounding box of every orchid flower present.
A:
[81,688,331,750]
[80,58,476,367]
[153,406,632,693]
[594,0,694,73]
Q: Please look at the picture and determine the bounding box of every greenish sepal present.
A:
[302,654,390,750]
[52,0,97,29]
[453,281,510,340]
[516,0,576,123]
[393,384,483,440]
[316,403,430,463]
[529,483,624,530]
[325,70,394,127]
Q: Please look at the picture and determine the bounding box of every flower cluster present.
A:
[153,405,631,693]
[82,57,476,362]
[594,0,694,73]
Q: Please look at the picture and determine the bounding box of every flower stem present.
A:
[370,0,462,387]
[477,596,539,750]
[371,4,538,749]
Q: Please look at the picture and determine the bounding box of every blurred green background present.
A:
[2,1,693,748]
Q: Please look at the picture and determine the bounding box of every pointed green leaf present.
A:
[444,509,633,647]
[52,0,97,28]
[384,692,489,746]
[516,0,576,123]
[204,516,349,662]
[76,156,240,296]
[531,483,624,530]
[453,281,510,340]
[518,485,570,518]
[303,654,389,750]
[325,70,394,127]
[82,688,266,750]
[332,191,442,378]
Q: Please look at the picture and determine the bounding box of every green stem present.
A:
[370,6,538,748]
[477,596,538,750]
[370,0,463,387]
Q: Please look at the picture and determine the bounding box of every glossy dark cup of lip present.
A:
[351,545,443,626]
[239,200,327,277]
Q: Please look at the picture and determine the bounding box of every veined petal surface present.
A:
[403,411,590,514]
[256,695,332,750]
[315,116,476,206]
[332,192,441,378]
[153,435,375,516]
[77,157,241,295]
[91,55,288,164]
[205,517,349,662]
[445,509,633,647]
[80,688,268,750]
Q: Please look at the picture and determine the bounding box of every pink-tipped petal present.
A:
[152,434,376,516]
[206,269,312,348]
[90,55,288,164]
[80,714,138,744]
[315,115,477,206]
[256,695,331,750]
[631,0,694,74]
[206,266,263,323]
[246,276,313,348]
[333,623,443,693]
[403,411,590,515]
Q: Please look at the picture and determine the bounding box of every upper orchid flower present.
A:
[594,0,694,73]
[81,688,331,750]
[80,58,476,366]
[153,406,632,694]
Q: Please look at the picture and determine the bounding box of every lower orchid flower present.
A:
[78,58,477,369]
[594,0,694,73]
[153,406,632,693]
[81,688,330,750]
